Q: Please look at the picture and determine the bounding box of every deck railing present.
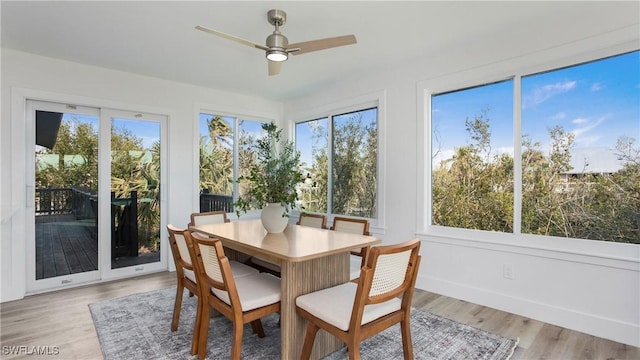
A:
[111,191,138,259]
[200,190,234,213]
[35,188,73,215]
[72,186,98,219]
[35,187,139,258]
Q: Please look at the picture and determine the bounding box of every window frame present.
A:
[417,42,639,256]
[195,105,276,217]
[290,91,386,229]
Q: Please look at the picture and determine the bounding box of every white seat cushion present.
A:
[183,268,197,283]
[230,260,260,278]
[296,282,401,331]
[212,273,281,312]
[349,255,363,280]
[182,260,257,284]
[250,256,281,272]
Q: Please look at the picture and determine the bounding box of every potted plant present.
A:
[234,121,305,232]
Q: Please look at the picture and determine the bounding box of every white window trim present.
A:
[194,103,280,219]
[9,87,174,298]
[289,90,387,231]
[416,38,639,263]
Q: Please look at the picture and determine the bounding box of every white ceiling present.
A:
[2,1,639,101]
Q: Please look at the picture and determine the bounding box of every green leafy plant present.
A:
[234,122,304,217]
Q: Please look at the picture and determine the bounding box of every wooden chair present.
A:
[190,210,280,277]
[296,239,421,360]
[189,211,259,277]
[167,225,259,355]
[167,224,204,356]
[297,212,327,229]
[189,210,230,227]
[189,232,281,360]
[167,225,199,332]
[331,216,371,280]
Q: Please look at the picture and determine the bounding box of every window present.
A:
[428,50,639,244]
[431,80,514,232]
[198,113,265,212]
[296,107,378,219]
[521,51,639,243]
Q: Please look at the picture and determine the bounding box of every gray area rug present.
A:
[89,287,518,359]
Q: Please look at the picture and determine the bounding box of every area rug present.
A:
[89,287,518,360]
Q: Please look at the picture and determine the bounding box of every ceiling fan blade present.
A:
[288,35,356,56]
[268,60,282,76]
[195,25,268,51]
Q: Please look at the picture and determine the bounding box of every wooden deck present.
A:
[35,214,98,280]
[35,214,161,278]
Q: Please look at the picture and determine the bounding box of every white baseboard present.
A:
[416,274,639,347]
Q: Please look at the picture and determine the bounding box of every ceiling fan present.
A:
[195,9,357,76]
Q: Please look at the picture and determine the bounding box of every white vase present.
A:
[260,202,288,233]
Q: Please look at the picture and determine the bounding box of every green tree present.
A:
[432,111,513,232]
[331,113,377,217]
[110,123,162,251]
[36,117,99,190]
[199,115,233,195]
[299,120,328,213]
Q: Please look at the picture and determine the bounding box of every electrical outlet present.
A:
[503,264,514,280]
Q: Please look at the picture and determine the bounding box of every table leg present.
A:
[279,252,349,360]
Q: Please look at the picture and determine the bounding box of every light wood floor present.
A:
[1,271,637,359]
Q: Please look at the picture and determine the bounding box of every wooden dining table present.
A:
[189,218,380,360]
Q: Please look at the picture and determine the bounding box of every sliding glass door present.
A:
[26,101,167,292]
[108,112,163,271]
[27,100,101,290]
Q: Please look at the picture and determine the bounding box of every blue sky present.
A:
[432,51,639,168]
[295,118,328,169]
[111,118,160,149]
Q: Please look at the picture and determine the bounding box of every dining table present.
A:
[189,218,381,360]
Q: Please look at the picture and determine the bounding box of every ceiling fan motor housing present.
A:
[265,9,289,61]
[267,32,288,49]
[196,8,356,73]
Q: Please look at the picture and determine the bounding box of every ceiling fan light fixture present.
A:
[196,8,357,76]
[266,49,288,62]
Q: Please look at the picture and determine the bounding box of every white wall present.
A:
[284,27,640,347]
[0,49,282,302]
[1,23,638,348]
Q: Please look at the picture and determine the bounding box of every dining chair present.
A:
[330,216,371,280]
[167,224,199,333]
[189,231,282,360]
[190,210,281,276]
[189,210,230,227]
[297,212,327,229]
[295,238,421,360]
[167,225,259,355]
[190,211,263,274]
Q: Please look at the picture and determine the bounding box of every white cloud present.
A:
[523,80,577,108]
[571,115,609,143]
[495,146,514,156]
[575,135,601,146]
[572,117,589,125]
[432,149,456,169]
[590,83,602,91]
